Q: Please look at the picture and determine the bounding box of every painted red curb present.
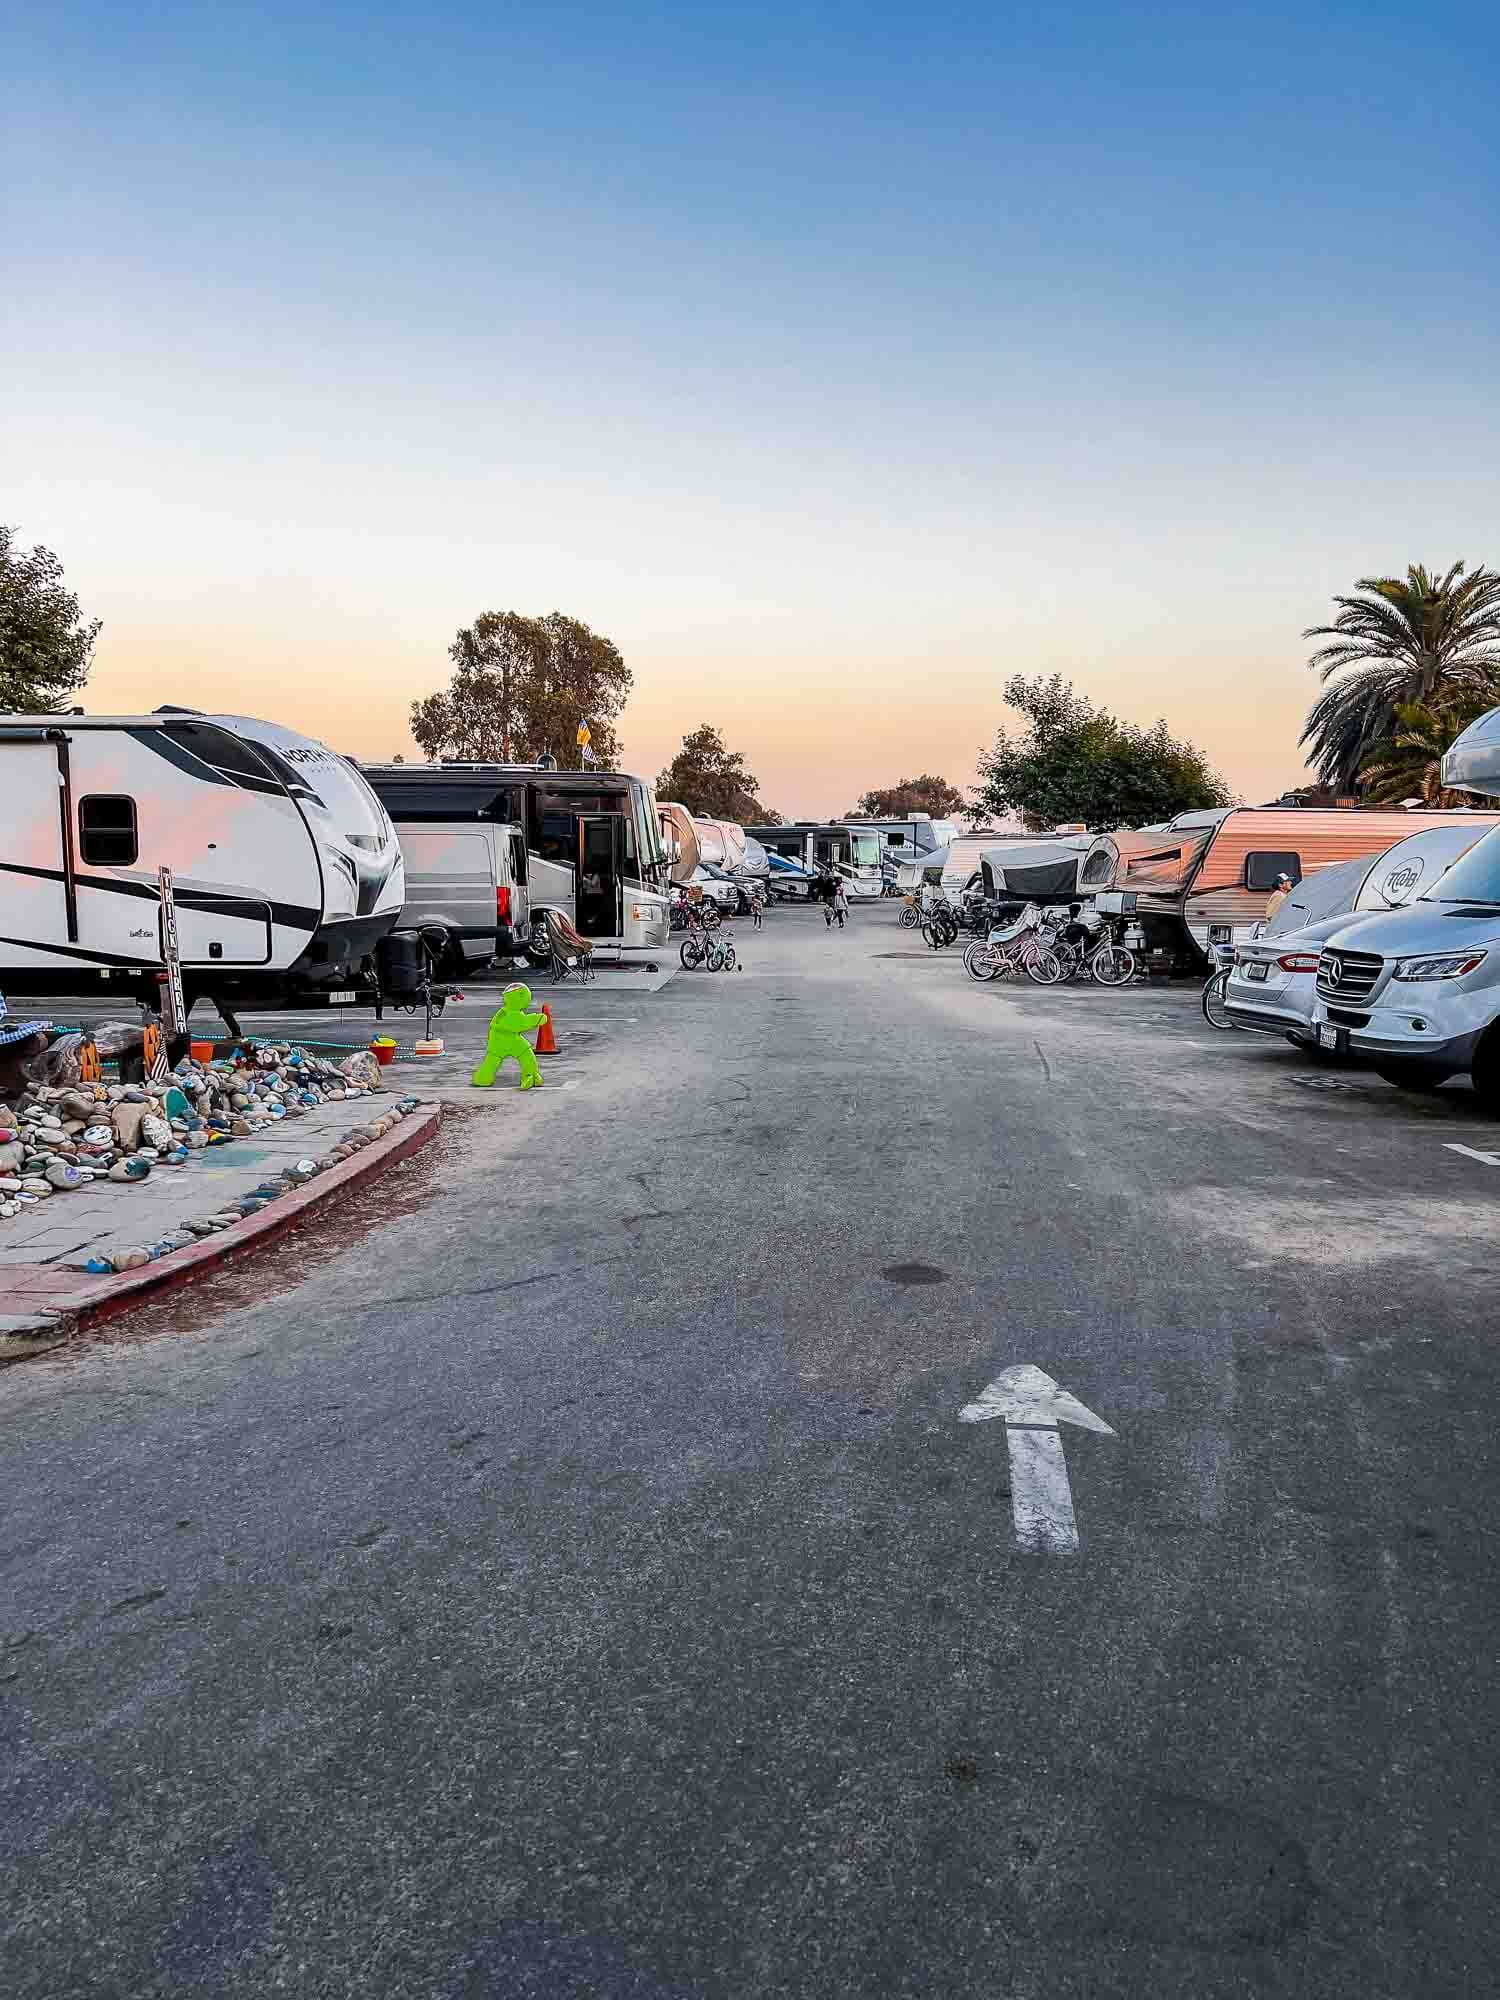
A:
[16,1103,442,1339]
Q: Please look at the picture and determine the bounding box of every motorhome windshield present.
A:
[849,830,881,868]
[1420,826,1500,905]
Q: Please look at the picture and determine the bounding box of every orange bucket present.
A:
[370,1038,397,1066]
[190,1040,215,1063]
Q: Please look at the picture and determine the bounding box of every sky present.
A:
[5,2,1499,817]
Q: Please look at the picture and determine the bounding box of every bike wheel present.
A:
[680,937,705,970]
[963,943,998,982]
[699,902,722,931]
[899,906,919,929]
[720,942,737,971]
[1091,945,1136,987]
[706,943,726,971]
[1025,948,1062,986]
[1200,967,1237,1026]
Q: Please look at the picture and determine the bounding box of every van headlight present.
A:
[1391,950,1488,981]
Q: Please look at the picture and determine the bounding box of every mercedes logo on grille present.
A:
[1324,955,1343,985]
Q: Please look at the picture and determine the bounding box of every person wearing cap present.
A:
[1265,872,1295,923]
[0,995,52,1098]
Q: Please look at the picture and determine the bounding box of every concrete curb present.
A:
[1,1102,442,1354]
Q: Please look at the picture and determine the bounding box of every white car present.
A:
[1224,917,1348,1047]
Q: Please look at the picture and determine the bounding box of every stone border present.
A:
[1,1103,442,1356]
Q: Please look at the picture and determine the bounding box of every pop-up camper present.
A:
[0,709,405,1014]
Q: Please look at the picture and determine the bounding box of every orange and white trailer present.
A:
[1077,807,1500,966]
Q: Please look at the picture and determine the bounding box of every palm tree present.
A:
[1356,699,1489,806]
[1299,563,1500,790]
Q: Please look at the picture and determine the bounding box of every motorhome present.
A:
[844,814,960,886]
[0,709,405,1015]
[364,762,671,958]
[1076,807,1481,967]
[744,821,885,897]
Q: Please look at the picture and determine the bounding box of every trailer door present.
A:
[0,733,74,960]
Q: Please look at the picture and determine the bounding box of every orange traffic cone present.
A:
[535,1002,558,1055]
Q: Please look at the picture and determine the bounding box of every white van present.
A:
[394,820,529,976]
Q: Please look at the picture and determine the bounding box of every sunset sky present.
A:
[7,3,1498,818]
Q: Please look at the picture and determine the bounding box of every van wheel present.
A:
[1374,1063,1451,1093]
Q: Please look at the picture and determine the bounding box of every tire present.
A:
[899,906,919,929]
[1374,1063,1451,1093]
[720,942,737,971]
[922,922,943,950]
[964,944,999,982]
[679,937,705,969]
[699,902,722,931]
[1200,969,1236,1027]
[706,943,726,972]
[1025,948,1062,986]
[1092,945,1136,987]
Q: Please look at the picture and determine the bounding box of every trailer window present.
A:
[79,795,138,866]
[1245,850,1301,890]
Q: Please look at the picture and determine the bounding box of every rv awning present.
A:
[363,772,521,820]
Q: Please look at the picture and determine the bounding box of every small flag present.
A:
[576,722,591,748]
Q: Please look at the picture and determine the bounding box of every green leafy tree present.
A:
[850,774,965,819]
[657,724,777,822]
[1356,698,1489,807]
[411,611,631,766]
[0,524,101,711]
[1300,563,1500,790]
[973,674,1233,831]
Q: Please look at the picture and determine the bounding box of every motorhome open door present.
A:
[576,815,624,937]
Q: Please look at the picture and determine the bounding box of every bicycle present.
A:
[1201,938,1238,1028]
[963,907,1061,985]
[680,932,708,969]
[706,933,738,972]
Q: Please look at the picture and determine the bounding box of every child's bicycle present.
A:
[682,929,738,971]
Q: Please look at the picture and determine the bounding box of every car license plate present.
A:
[1318,1023,1341,1051]
[326,989,356,1004]
[1246,962,1268,981]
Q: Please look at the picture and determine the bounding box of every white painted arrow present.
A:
[959,1364,1115,1554]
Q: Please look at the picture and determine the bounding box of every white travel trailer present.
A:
[1,709,405,1016]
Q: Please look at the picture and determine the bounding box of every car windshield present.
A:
[1420,825,1500,906]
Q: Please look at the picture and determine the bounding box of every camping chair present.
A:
[543,909,597,984]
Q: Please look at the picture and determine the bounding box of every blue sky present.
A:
[6,2,1498,811]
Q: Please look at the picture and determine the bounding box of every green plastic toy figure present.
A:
[472,983,546,1090]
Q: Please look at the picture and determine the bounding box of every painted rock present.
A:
[140,1114,173,1151]
[162,1087,191,1119]
[184,1130,211,1150]
[121,1087,147,1103]
[20,1177,51,1195]
[0,1176,20,1193]
[44,1161,88,1190]
[83,1124,114,1146]
[111,1102,149,1150]
[110,1247,150,1271]
[109,1158,151,1182]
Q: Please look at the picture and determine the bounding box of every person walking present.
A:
[831,876,850,929]
[750,888,765,931]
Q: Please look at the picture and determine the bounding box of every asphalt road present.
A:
[4,904,1498,1997]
